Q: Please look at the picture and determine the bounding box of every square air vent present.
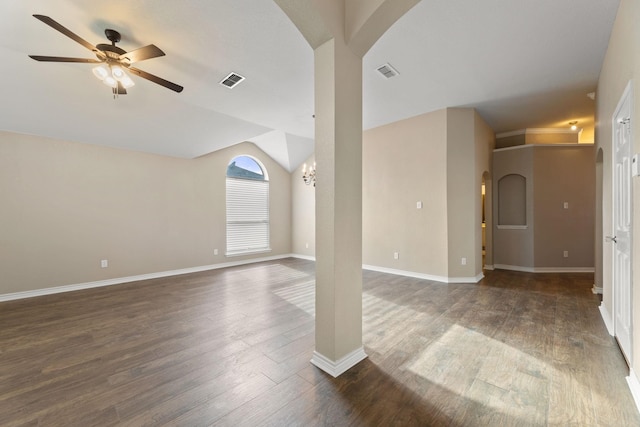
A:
[376,63,399,79]
[220,72,245,89]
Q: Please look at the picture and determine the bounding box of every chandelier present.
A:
[302,162,316,186]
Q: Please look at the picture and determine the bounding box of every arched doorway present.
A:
[482,171,493,270]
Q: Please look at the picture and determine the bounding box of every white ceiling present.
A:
[0,0,619,171]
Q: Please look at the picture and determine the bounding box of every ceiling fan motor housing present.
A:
[96,43,126,60]
[97,30,126,61]
[104,28,121,44]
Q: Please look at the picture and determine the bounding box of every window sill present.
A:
[225,248,272,257]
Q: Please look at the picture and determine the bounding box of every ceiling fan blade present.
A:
[128,67,183,93]
[29,55,102,63]
[119,44,165,64]
[33,15,97,53]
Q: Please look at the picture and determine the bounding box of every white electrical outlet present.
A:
[416,201,423,209]
[563,251,569,258]
[393,252,399,260]
[563,202,569,209]
[214,249,219,255]
[101,259,108,268]
[305,242,309,249]
[461,257,467,265]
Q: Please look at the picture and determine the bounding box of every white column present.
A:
[311,36,366,376]
[274,0,420,377]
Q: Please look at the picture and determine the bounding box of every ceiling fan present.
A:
[28,14,183,96]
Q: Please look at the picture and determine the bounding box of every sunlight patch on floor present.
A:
[269,270,623,425]
[272,280,315,316]
[235,263,311,283]
[404,323,594,424]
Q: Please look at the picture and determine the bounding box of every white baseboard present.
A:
[0,253,295,302]
[533,266,595,273]
[494,264,535,273]
[449,273,485,283]
[494,264,595,273]
[599,302,614,336]
[627,369,640,415]
[592,285,603,294]
[310,347,367,378]
[291,256,484,284]
[362,264,483,284]
[290,254,316,261]
[14,255,589,303]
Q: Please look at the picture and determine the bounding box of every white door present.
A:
[612,83,633,364]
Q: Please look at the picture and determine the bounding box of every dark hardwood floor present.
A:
[1,258,638,426]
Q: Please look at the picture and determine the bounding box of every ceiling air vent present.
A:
[220,72,245,89]
[376,63,399,79]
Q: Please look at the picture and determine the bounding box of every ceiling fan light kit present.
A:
[28,14,183,97]
[91,65,109,80]
[92,64,135,90]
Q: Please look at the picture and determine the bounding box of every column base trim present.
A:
[310,347,367,378]
[592,285,603,294]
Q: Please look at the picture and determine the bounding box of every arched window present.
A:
[498,174,526,226]
[226,156,270,255]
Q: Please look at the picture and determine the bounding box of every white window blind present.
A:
[226,178,270,255]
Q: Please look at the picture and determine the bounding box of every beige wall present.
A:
[496,133,525,149]
[363,109,449,277]
[496,131,581,149]
[596,0,640,375]
[0,132,291,295]
[446,108,494,278]
[493,147,535,268]
[493,145,595,270]
[291,157,316,256]
[579,127,595,144]
[475,111,495,269]
[532,145,595,268]
[291,107,494,281]
[525,132,579,144]
[446,108,474,277]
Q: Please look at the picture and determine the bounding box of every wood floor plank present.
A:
[211,374,313,427]
[548,363,598,426]
[0,260,638,426]
[468,377,550,427]
[584,340,640,426]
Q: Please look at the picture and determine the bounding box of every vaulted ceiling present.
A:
[0,0,619,171]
